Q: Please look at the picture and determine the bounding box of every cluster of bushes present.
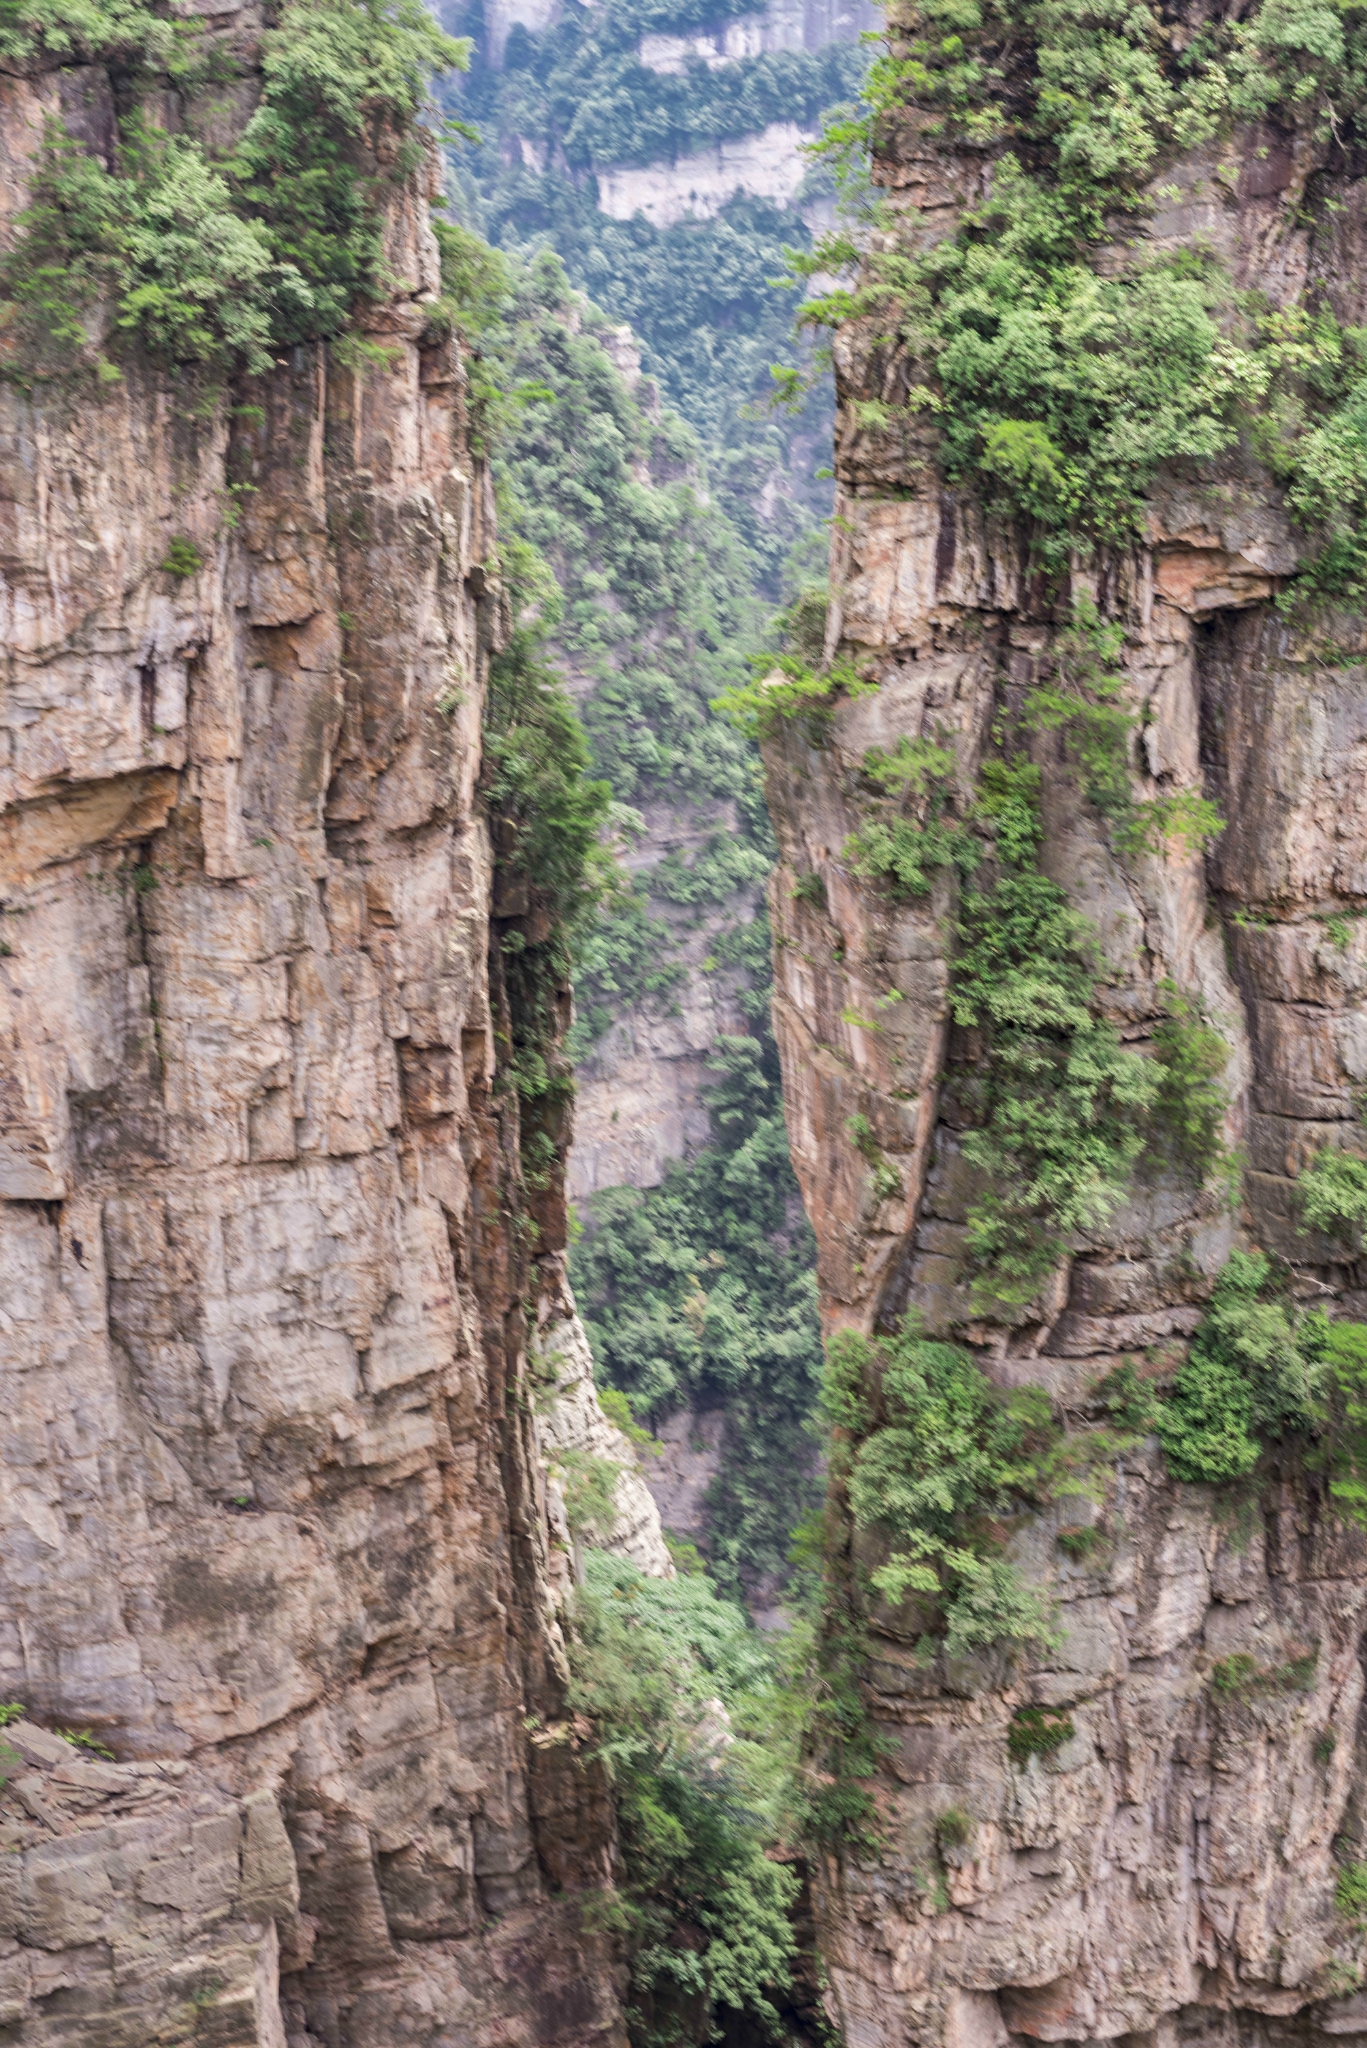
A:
[1,0,469,378]
[792,0,1367,594]
[567,1551,802,2045]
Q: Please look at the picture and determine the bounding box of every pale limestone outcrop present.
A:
[0,1718,296,2044]
[761,57,1367,2048]
[594,123,820,228]
[0,30,644,2047]
[535,1309,676,1578]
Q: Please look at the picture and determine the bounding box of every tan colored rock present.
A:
[0,43,637,2048]
[763,53,1367,2048]
[535,1306,675,1578]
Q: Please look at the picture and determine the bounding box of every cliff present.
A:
[0,15,646,2043]
[760,8,1367,2045]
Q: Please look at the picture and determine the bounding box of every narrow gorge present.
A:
[11,0,1367,2043]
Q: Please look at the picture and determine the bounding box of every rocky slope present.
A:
[0,33,654,2045]
[761,25,1367,2048]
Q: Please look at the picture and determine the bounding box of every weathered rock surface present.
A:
[568,792,761,1202]
[0,35,650,2047]
[534,1309,675,1577]
[762,47,1367,2048]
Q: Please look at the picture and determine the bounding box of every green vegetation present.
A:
[556,1448,623,1539]
[794,0,1367,593]
[1005,1704,1075,1766]
[958,619,1229,1301]
[570,1033,823,1603]
[1148,1239,1367,1529]
[480,248,774,1055]
[935,1805,972,1852]
[845,809,975,901]
[487,18,861,174]
[778,1509,888,1849]
[445,0,862,588]
[599,1383,664,1453]
[714,651,876,744]
[825,1317,1063,1658]
[0,0,469,377]
[1094,1360,1161,1436]
[495,249,761,799]
[482,532,614,1176]
[754,599,1233,1318]
[568,1550,798,2045]
[1156,1251,1326,1485]
[1316,1319,1367,1526]
[951,757,1160,1312]
[1149,983,1233,1183]
[1210,1647,1317,1699]
[160,535,203,580]
[1022,597,1224,859]
[843,732,976,898]
[59,1724,117,1755]
[846,1113,904,1206]
[1055,1524,1103,1562]
[1300,1145,1367,1252]
[468,286,806,2020]
[1338,1863,1367,1923]
[719,596,1232,1319]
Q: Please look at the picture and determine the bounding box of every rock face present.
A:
[0,50,636,2048]
[568,789,761,1203]
[534,1310,675,1577]
[762,45,1367,2048]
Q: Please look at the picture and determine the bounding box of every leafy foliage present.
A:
[1210,1647,1317,1699]
[1315,1319,1367,1526]
[556,1448,622,1538]
[484,250,776,1048]
[951,760,1159,1312]
[827,1318,1062,1658]
[160,534,203,579]
[1300,1146,1367,1251]
[467,222,816,1604]
[1022,595,1225,858]
[795,0,1367,589]
[1152,1241,1367,1521]
[569,1551,798,2046]
[1149,983,1232,1180]
[1005,1705,1074,1765]
[570,1034,823,1602]
[0,0,469,374]
[843,735,977,899]
[483,532,615,1128]
[714,651,875,743]
[1156,1252,1327,1484]
[445,0,853,591]
[935,1804,972,1850]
